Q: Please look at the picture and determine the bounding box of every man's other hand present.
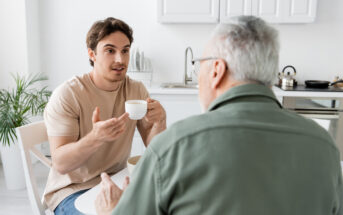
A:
[95,172,130,215]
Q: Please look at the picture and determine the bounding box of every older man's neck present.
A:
[216,80,257,97]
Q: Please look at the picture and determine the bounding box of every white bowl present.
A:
[127,155,141,175]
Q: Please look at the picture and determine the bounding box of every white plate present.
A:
[74,168,129,215]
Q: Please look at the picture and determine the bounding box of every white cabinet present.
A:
[251,0,284,23]
[158,0,220,23]
[152,94,201,126]
[282,0,317,23]
[220,0,252,22]
[250,0,317,23]
[158,0,317,23]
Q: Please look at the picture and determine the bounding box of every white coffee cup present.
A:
[127,155,141,175]
[125,100,147,120]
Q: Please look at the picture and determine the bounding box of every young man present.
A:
[43,17,166,214]
[96,16,343,215]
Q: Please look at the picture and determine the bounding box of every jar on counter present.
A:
[333,76,343,88]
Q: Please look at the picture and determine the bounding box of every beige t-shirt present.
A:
[43,73,149,211]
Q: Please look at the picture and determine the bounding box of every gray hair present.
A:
[210,16,279,86]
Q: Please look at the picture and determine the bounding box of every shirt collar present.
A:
[207,84,282,112]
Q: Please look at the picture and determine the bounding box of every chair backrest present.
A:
[16,121,52,215]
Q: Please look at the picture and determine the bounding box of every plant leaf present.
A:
[0,73,51,146]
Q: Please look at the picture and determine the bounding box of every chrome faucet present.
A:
[184,47,193,85]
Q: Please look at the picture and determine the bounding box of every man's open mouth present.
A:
[111,67,125,72]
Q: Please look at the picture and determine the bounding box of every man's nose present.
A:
[114,52,123,62]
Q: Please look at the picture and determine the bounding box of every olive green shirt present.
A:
[112,84,343,215]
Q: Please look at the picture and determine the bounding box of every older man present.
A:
[96,16,343,215]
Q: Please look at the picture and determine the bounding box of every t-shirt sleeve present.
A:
[112,147,165,215]
[44,84,80,137]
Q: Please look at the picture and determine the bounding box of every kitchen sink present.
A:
[161,83,198,89]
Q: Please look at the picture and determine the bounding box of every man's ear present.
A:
[88,48,96,63]
[210,59,227,89]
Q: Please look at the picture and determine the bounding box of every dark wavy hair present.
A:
[86,17,133,66]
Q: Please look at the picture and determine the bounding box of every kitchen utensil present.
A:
[127,155,141,175]
[144,58,152,72]
[333,76,343,88]
[305,80,343,88]
[140,51,145,71]
[130,48,136,71]
[281,65,297,88]
[135,48,140,71]
[125,100,147,120]
[277,72,283,86]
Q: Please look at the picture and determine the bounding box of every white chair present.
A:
[16,121,53,215]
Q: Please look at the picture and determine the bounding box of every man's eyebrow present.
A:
[103,44,115,48]
[103,44,131,48]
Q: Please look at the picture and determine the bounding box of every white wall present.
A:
[0,0,29,89]
[276,0,343,83]
[15,0,343,89]
[25,0,41,79]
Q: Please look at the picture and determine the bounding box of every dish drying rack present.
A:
[127,47,153,88]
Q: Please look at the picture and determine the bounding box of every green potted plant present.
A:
[0,73,51,190]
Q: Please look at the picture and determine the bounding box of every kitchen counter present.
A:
[148,85,198,95]
[272,86,343,98]
[148,85,343,98]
